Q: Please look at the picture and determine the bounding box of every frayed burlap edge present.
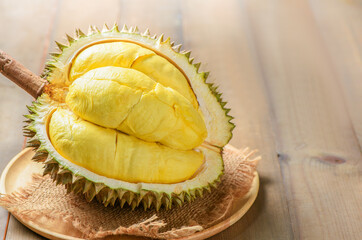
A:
[0,147,259,239]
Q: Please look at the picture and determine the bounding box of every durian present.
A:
[22,24,234,210]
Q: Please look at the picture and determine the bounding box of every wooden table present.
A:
[0,0,361,239]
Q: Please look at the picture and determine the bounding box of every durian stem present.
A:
[0,49,47,98]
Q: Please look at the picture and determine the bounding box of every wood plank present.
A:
[245,0,362,238]
[309,0,362,147]
[6,218,46,240]
[3,0,121,239]
[50,0,121,50]
[119,0,183,43]
[181,0,293,239]
[0,0,57,238]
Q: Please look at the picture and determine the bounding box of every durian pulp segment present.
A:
[69,41,199,108]
[47,40,210,184]
[49,108,204,184]
[65,66,207,150]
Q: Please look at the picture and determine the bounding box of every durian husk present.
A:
[24,24,234,210]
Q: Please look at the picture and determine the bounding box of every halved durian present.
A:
[24,24,234,210]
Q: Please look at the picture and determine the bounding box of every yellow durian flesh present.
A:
[49,108,204,184]
[69,42,154,81]
[69,41,199,108]
[66,66,207,150]
[47,40,209,184]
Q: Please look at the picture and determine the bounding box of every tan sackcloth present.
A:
[0,146,259,239]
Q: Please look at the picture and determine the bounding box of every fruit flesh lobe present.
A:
[47,41,208,184]
[69,41,199,108]
[66,66,207,150]
[49,108,204,183]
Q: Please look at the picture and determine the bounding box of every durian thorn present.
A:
[44,157,57,164]
[23,131,35,137]
[83,181,93,193]
[76,29,86,38]
[127,192,135,205]
[164,37,171,44]
[131,200,137,210]
[26,105,35,112]
[128,26,135,33]
[204,71,210,79]
[205,185,212,193]
[106,190,114,203]
[58,168,70,175]
[87,26,95,35]
[72,175,83,184]
[65,34,74,44]
[120,198,127,208]
[111,23,119,32]
[49,52,61,58]
[33,151,47,160]
[138,190,147,204]
[197,188,204,197]
[147,196,152,208]
[194,62,201,72]
[174,198,182,207]
[94,183,105,194]
[177,192,185,202]
[110,196,117,207]
[86,188,97,202]
[55,41,66,51]
[142,201,148,211]
[121,24,128,32]
[143,28,150,36]
[95,25,101,33]
[157,34,164,44]
[46,63,56,68]
[117,189,126,200]
[27,135,39,143]
[102,23,110,32]
[173,44,182,52]
[182,50,191,58]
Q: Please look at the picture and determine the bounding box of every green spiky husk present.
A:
[24,24,232,210]
[24,95,223,210]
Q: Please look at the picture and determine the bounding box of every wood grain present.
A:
[181,1,294,239]
[0,0,57,238]
[309,0,362,147]
[50,0,121,50]
[2,1,121,239]
[245,0,362,238]
[0,0,361,239]
[119,0,183,42]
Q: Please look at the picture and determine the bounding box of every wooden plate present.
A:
[0,148,259,240]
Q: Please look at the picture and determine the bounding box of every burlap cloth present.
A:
[0,146,259,239]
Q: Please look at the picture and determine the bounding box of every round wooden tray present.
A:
[0,148,259,240]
